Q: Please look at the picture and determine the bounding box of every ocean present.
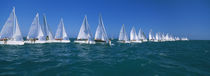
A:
[0,39,209,76]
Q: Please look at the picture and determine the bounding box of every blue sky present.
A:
[0,0,209,40]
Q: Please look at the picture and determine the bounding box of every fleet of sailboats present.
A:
[0,7,189,45]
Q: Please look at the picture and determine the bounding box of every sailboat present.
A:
[94,15,109,43]
[118,24,130,43]
[130,27,142,43]
[138,28,147,42]
[154,32,159,42]
[42,15,54,43]
[25,13,46,43]
[149,29,155,41]
[0,7,24,45]
[74,15,95,44]
[54,18,70,43]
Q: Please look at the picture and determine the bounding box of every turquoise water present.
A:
[0,40,209,76]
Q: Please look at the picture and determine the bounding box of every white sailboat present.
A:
[94,15,109,43]
[138,28,147,42]
[149,29,155,41]
[42,15,54,43]
[154,32,160,42]
[54,18,70,43]
[74,15,95,44]
[0,7,24,45]
[130,27,141,43]
[118,24,130,43]
[25,13,46,43]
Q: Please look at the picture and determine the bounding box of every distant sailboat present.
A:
[149,29,155,41]
[138,28,147,42]
[118,24,130,43]
[130,27,141,43]
[54,18,70,43]
[94,15,109,43]
[42,15,54,43]
[154,32,159,42]
[25,13,46,43]
[74,15,95,44]
[0,7,24,45]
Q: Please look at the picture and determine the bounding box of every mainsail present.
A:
[43,15,54,40]
[130,27,138,41]
[119,24,128,41]
[0,7,23,41]
[55,18,68,40]
[94,15,108,42]
[27,13,44,40]
[77,15,93,40]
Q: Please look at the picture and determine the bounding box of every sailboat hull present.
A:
[74,40,95,44]
[24,40,46,44]
[130,40,142,43]
[0,41,24,45]
[117,40,130,43]
[51,40,70,43]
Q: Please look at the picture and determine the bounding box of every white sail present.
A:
[55,18,68,40]
[77,15,93,40]
[138,29,143,40]
[130,27,138,41]
[27,13,44,41]
[43,15,54,40]
[155,33,159,40]
[138,28,147,41]
[149,29,152,40]
[0,7,23,41]
[94,15,108,42]
[119,24,128,41]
